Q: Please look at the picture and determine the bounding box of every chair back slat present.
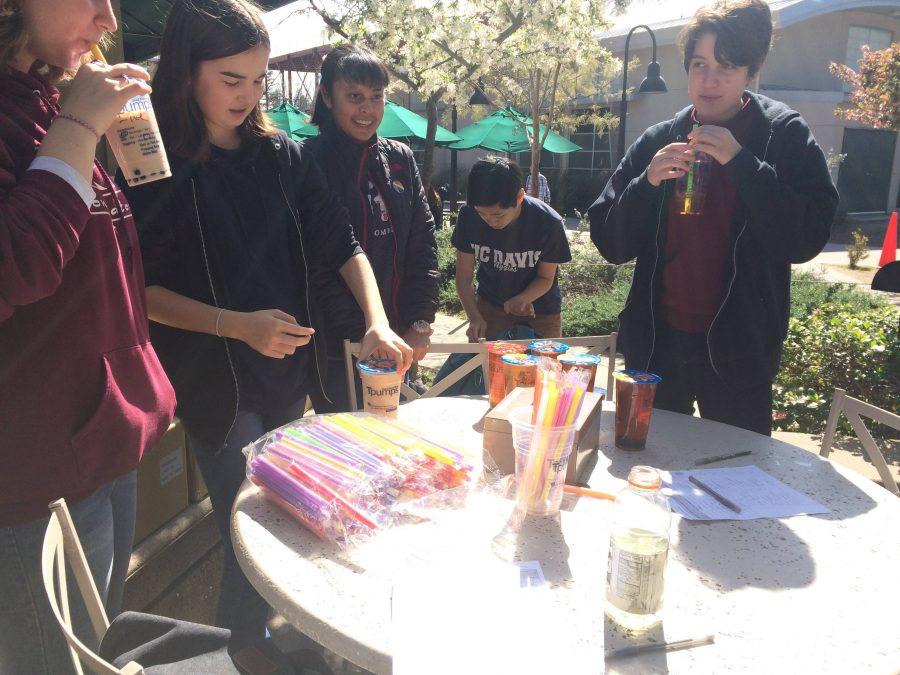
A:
[41,500,143,674]
[341,334,617,409]
[820,388,899,496]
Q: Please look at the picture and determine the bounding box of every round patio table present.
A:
[232,396,900,674]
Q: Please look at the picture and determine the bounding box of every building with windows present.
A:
[600,0,900,216]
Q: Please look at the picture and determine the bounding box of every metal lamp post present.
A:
[450,81,493,212]
[617,25,667,161]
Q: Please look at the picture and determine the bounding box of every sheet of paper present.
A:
[664,465,830,521]
[392,558,558,674]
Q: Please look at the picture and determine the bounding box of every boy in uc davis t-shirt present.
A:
[453,157,571,342]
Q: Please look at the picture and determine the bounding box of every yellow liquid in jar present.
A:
[605,528,668,631]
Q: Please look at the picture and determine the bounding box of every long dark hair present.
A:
[310,44,390,128]
[153,0,276,162]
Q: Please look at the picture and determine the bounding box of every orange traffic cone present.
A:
[878,210,898,267]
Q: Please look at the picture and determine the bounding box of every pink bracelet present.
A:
[56,113,102,143]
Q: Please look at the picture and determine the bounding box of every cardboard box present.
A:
[482,386,603,485]
[185,437,208,503]
[134,421,189,544]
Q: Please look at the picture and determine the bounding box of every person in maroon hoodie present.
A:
[0,1,176,671]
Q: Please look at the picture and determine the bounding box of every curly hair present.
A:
[0,0,29,74]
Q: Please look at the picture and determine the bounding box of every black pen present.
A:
[689,475,742,513]
[606,634,716,660]
[694,450,752,466]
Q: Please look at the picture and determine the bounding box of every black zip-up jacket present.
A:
[589,92,838,388]
[304,124,439,351]
[120,131,361,448]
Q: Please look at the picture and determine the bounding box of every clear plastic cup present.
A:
[357,358,402,418]
[558,353,602,392]
[501,353,538,397]
[613,370,662,450]
[107,93,172,187]
[674,150,712,215]
[487,342,527,407]
[510,406,577,515]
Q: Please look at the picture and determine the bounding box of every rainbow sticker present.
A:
[391,179,405,194]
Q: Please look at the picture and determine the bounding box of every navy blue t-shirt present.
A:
[452,195,571,314]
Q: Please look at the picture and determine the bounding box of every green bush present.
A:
[790,270,887,318]
[774,303,900,435]
[562,270,633,337]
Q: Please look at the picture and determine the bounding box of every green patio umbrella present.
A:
[448,107,581,154]
[377,100,460,143]
[267,103,319,138]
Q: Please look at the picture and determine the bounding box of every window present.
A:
[844,26,892,92]
[845,26,892,68]
[567,122,612,174]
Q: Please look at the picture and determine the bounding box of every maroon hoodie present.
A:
[0,68,176,526]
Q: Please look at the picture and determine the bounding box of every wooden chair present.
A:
[342,332,618,410]
[41,499,143,674]
[820,388,900,496]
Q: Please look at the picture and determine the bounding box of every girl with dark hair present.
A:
[119,0,411,646]
[0,1,175,670]
[305,44,440,412]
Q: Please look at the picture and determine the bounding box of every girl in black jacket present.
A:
[304,44,440,412]
[120,0,411,647]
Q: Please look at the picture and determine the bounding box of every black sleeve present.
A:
[451,207,473,252]
[540,213,572,264]
[397,145,439,330]
[290,142,362,271]
[728,116,837,264]
[118,170,181,290]
[587,124,667,264]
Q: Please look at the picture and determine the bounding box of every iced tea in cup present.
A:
[614,370,662,450]
[501,353,538,397]
[487,342,527,407]
[559,353,601,392]
[357,358,402,418]
[528,340,569,360]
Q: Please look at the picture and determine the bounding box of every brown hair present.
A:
[152,0,276,162]
[679,0,773,78]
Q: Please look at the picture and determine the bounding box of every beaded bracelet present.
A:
[56,113,102,143]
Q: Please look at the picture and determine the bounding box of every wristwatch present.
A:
[411,320,431,334]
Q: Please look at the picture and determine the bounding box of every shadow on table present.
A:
[491,512,574,587]
[603,616,669,674]
[598,440,879,593]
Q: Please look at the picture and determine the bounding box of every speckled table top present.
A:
[232,396,900,674]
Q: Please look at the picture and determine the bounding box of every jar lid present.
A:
[357,357,398,374]
[628,465,662,490]
[528,340,569,354]
[487,341,527,355]
[559,353,601,366]
[501,353,539,366]
[613,369,662,385]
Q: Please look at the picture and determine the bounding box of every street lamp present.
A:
[617,25,667,161]
[450,80,492,212]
